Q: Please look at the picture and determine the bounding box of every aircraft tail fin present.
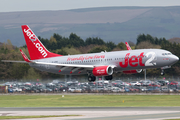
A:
[21,25,62,60]
[125,42,132,50]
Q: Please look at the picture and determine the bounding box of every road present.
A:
[0,107,180,120]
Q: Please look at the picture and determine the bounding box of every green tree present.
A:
[136,41,161,49]
[88,45,109,53]
[85,37,105,46]
[136,34,146,45]
[117,42,126,50]
[69,33,85,47]
[23,68,41,80]
[106,41,116,51]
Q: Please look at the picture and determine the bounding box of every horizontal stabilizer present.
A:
[1,60,27,63]
[1,49,33,64]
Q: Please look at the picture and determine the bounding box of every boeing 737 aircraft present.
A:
[2,25,179,82]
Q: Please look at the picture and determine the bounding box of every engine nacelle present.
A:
[92,66,113,76]
[123,69,142,74]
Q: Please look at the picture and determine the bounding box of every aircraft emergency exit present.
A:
[2,25,179,82]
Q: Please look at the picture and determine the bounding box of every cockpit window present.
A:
[162,53,172,55]
[168,53,171,55]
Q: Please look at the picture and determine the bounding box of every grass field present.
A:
[0,94,180,107]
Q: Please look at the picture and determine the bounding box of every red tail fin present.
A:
[21,25,62,60]
[125,42,132,50]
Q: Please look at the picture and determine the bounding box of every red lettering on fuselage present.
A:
[119,52,145,68]
[119,53,130,68]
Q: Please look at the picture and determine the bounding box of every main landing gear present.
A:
[88,74,113,82]
[88,74,96,82]
[160,66,171,76]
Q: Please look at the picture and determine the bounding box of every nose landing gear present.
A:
[161,69,164,76]
[161,66,171,76]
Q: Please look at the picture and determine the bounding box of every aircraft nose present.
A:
[171,55,179,63]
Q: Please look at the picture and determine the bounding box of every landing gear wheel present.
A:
[161,69,164,76]
[105,75,113,80]
[88,75,96,82]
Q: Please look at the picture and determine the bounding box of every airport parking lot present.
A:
[1,79,180,94]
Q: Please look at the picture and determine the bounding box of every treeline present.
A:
[38,33,127,55]
[39,33,106,50]
[0,33,180,81]
[136,34,170,46]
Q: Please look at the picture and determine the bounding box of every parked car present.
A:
[74,88,83,93]
[96,86,104,92]
[168,85,179,92]
[140,80,152,86]
[130,81,141,86]
[68,87,76,92]
[8,88,13,93]
[149,83,161,87]
[31,87,40,93]
[46,88,53,92]
[110,87,122,93]
[12,87,22,92]
[170,81,178,85]
[157,80,166,86]
[147,87,161,93]
[161,87,173,93]
[124,87,130,92]
[139,87,148,92]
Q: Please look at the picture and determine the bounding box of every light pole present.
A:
[144,69,146,80]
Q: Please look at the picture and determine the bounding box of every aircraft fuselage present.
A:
[30,49,179,75]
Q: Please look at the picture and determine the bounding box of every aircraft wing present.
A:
[1,49,116,69]
[2,60,116,69]
[1,59,95,68]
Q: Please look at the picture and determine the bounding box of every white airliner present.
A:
[2,25,179,82]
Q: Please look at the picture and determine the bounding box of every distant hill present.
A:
[0,6,180,46]
[168,38,180,44]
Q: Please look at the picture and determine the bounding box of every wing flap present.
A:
[35,61,95,68]
[35,61,116,69]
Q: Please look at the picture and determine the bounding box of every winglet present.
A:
[20,49,31,62]
[125,42,132,50]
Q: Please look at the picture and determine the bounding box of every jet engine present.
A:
[123,69,142,74]
[92,66,113,76]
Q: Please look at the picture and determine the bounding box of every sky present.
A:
[1,0,180,12]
